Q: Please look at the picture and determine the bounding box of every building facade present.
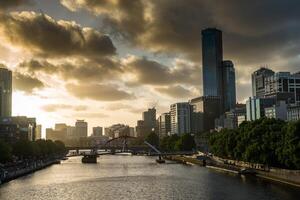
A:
[246,97,276,121]
[287,105,300,121]
[0,116,36,143]
[0,68,12,117]
[252,68,300,104]
[35,124,42,140]
[75,120,88,138]
[157,112,171,137]
[252,67,275,98]
[190,96,221,132]
[264,101,288,120]
[143,108,156,131]
[170,103,191,135]
[222,60,236,111]
[202,28,223,97]
[92,126,103,136]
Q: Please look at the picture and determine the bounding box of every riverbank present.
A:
[165,155,300,188]
[0,156,65,185]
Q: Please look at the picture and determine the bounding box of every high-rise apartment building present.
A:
[157,112,171,137]
[75,120,88,138]
[170,103,191,135]
[251,67,275,98]
[0,68,12,117]
[252,68,300,104]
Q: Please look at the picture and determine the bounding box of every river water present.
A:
[0,155,299,200]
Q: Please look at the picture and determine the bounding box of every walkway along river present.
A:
[0,156,299,200]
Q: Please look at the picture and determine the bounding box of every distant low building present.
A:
[92,126,103,136]
[105,124,130,138]
[0,116,36,143]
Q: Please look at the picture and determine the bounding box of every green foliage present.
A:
[175,134,196,151]
[209,118,300,169]
[1,139,67,163]
[145,131,159,148]
[160,134,195,152]
[0,140,12,163]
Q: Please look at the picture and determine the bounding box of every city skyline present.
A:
[0,1,300,135]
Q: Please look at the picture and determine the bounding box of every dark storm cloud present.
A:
[155,85,194,98]
[13,72,45,93]
[0,11,116,58]
[17,58,122,83]
[41,104,87,112]
[61,0,300,65]
[123,57,201,86]
[66,83,135,101]
[0,0,31,10]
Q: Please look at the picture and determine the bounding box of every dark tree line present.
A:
[145,132,196,152]
[209,118,300,169]
[0,139,67,164]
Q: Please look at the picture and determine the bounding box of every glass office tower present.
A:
[201,28,223,97]
[222,60,236,111]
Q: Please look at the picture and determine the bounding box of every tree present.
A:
[208,118,300,169]
[175,134,196,151]
[145,131,159,148]
[0,140,12,163]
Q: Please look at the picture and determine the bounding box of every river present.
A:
[0,155,299,200]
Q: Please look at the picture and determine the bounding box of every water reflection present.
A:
[0,156,299,200]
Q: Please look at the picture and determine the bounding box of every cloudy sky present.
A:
[1,0,300,136]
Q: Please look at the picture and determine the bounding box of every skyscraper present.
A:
[202,28,223,97]
[0,68,12,117]
[222,60,236,111]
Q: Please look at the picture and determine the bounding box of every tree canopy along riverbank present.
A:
[209,118,300,170]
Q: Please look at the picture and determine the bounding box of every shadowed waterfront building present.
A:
[190,96,221,132]
[170,103,191,135]
[0,68,12,117]
[0,116,36,143]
